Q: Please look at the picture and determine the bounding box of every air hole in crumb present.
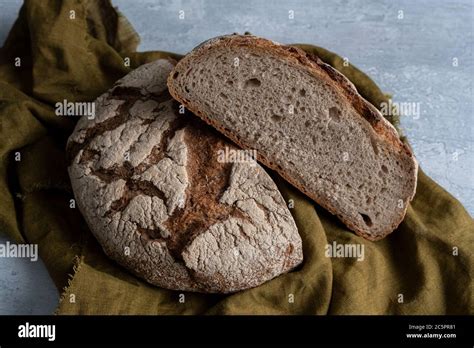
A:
[366,197,372,204]
[219,92,228,100]
[304,120,311,127]
[299,89,306,97]
[328,107,341,122]
[271,114,283,122]
[226,80,234,85]
[172,71,179,79]
[360,213,373,227]
[244,78,261,88]
[381,165,388,173]
[184,86,190,93]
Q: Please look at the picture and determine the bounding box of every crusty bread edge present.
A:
[167,34,418,241]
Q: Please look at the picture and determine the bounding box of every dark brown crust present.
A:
[162,117,252,260]
[167,34,418,241]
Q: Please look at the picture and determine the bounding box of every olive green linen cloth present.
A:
[0,0,472,314]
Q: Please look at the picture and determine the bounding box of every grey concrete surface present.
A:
[0,235,58,314]
[0,0,472,314]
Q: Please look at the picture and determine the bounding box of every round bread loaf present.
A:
[66,59,303,293]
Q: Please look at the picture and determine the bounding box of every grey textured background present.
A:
[0,0,472,314]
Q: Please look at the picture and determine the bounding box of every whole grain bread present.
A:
[67,59,303,293]
[167,34,418,241]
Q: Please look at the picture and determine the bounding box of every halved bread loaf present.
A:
[167,34,418,241]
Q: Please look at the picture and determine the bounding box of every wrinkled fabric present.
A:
[0,0,471,315]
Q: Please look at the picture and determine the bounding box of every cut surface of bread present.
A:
[168,34,418,241]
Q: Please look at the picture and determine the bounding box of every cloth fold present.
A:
[0,0,471,314]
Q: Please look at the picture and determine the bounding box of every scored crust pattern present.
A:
[67,60,303,293]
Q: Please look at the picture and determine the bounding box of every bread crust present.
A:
[67,59,303,293]
[168,34,418,241]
